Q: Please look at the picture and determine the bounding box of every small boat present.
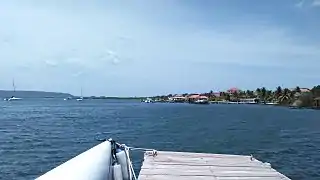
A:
[193,96,209,104]
[7,96,22,101]
[64,97,72,101]
[76,97,84,101]
[142,98,154,103]
[76,88,84,101]
[194,99,209,104]
[4,79,22,101]
[265,102,278,105]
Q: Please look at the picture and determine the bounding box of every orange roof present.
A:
[173,96,186,99]
[300,88,310,93]
[188,94,200,99]
[199,96,208,99]
[227,87,240,93]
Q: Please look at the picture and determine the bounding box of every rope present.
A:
[124,146,137,180]
[116,143,157,180]
[108,140,157,180]
[115,142,156,152]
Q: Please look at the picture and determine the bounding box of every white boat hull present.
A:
[4,97,22,101]
[36,141,113,180]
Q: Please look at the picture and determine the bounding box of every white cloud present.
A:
[312,0,320,6]
[44,60,58,67]
[72,71,84,77]
[0,0,319,95]
[295,0,305,8]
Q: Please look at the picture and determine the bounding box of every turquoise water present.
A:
[0,99,319,179]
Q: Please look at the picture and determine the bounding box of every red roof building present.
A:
[227,87,240,94]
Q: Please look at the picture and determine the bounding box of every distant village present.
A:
[145,86,320,109]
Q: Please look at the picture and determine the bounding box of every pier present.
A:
[139,151,291,180]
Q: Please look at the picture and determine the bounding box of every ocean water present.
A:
[0,99,319,179]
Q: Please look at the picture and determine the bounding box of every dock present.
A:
[139,151,291,180]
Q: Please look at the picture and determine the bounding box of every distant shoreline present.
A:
[0,90,147,99]
[0,90,73,98]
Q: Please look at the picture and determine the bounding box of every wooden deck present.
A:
[139,151,291,180]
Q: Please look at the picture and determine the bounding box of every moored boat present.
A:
[142,98,154,103]
[64,97,72,101]
[7,96,22,101]
[76,97,84,101]
[4,79,22,101]
[194,99,209,104]
[193,96,209,104]
[76,88,84,101]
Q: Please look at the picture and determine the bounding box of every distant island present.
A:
[0,90,73,98]
[0,90,146,100]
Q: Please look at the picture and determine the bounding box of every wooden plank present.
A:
[143,153,268,168]
[141,164,273,171]
[138,151,291,180]
[140,168,283,177]
[157,151,251,159]
[139,175,287,180]
[139,174,218,180]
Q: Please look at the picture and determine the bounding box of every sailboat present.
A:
[4,79,22,101]
[76,88,84,101]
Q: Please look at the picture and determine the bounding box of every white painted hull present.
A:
[36,141,113,180]
[194,100,209,104]
[4,97,22,101]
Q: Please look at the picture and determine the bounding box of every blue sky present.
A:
[0,0,320,96]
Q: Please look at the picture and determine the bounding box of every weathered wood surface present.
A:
[139,151,291,180]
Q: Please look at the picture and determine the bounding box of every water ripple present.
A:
[0,100,319,179]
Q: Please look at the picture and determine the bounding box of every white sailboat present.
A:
[76,88,84,101]
[63,97,72,101]
[4,79,22,101]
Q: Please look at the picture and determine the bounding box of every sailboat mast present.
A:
[12,79,16,92]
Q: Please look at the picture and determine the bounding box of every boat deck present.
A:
[139,151,291,180]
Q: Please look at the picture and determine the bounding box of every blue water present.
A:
[0,99,320,179]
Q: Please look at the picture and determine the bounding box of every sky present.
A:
[0,0,320,96]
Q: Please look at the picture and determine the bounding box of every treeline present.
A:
[153,85,320,108]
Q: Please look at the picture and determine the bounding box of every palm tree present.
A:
[246,90,254,98]
[208,90,214,98]
[256,88,261,98]
[275,86,282,96]
[311,85,320,97]
[232,91,239,101]
[261,87,267,102]
[239,91,246,98]
[225,93,231,101]
[279,88,290,104]
[265,90,273,102]
[256,88,261,94]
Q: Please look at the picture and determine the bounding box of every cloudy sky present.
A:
[0,0,319,96]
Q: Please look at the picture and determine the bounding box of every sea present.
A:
[0,99,319,180]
